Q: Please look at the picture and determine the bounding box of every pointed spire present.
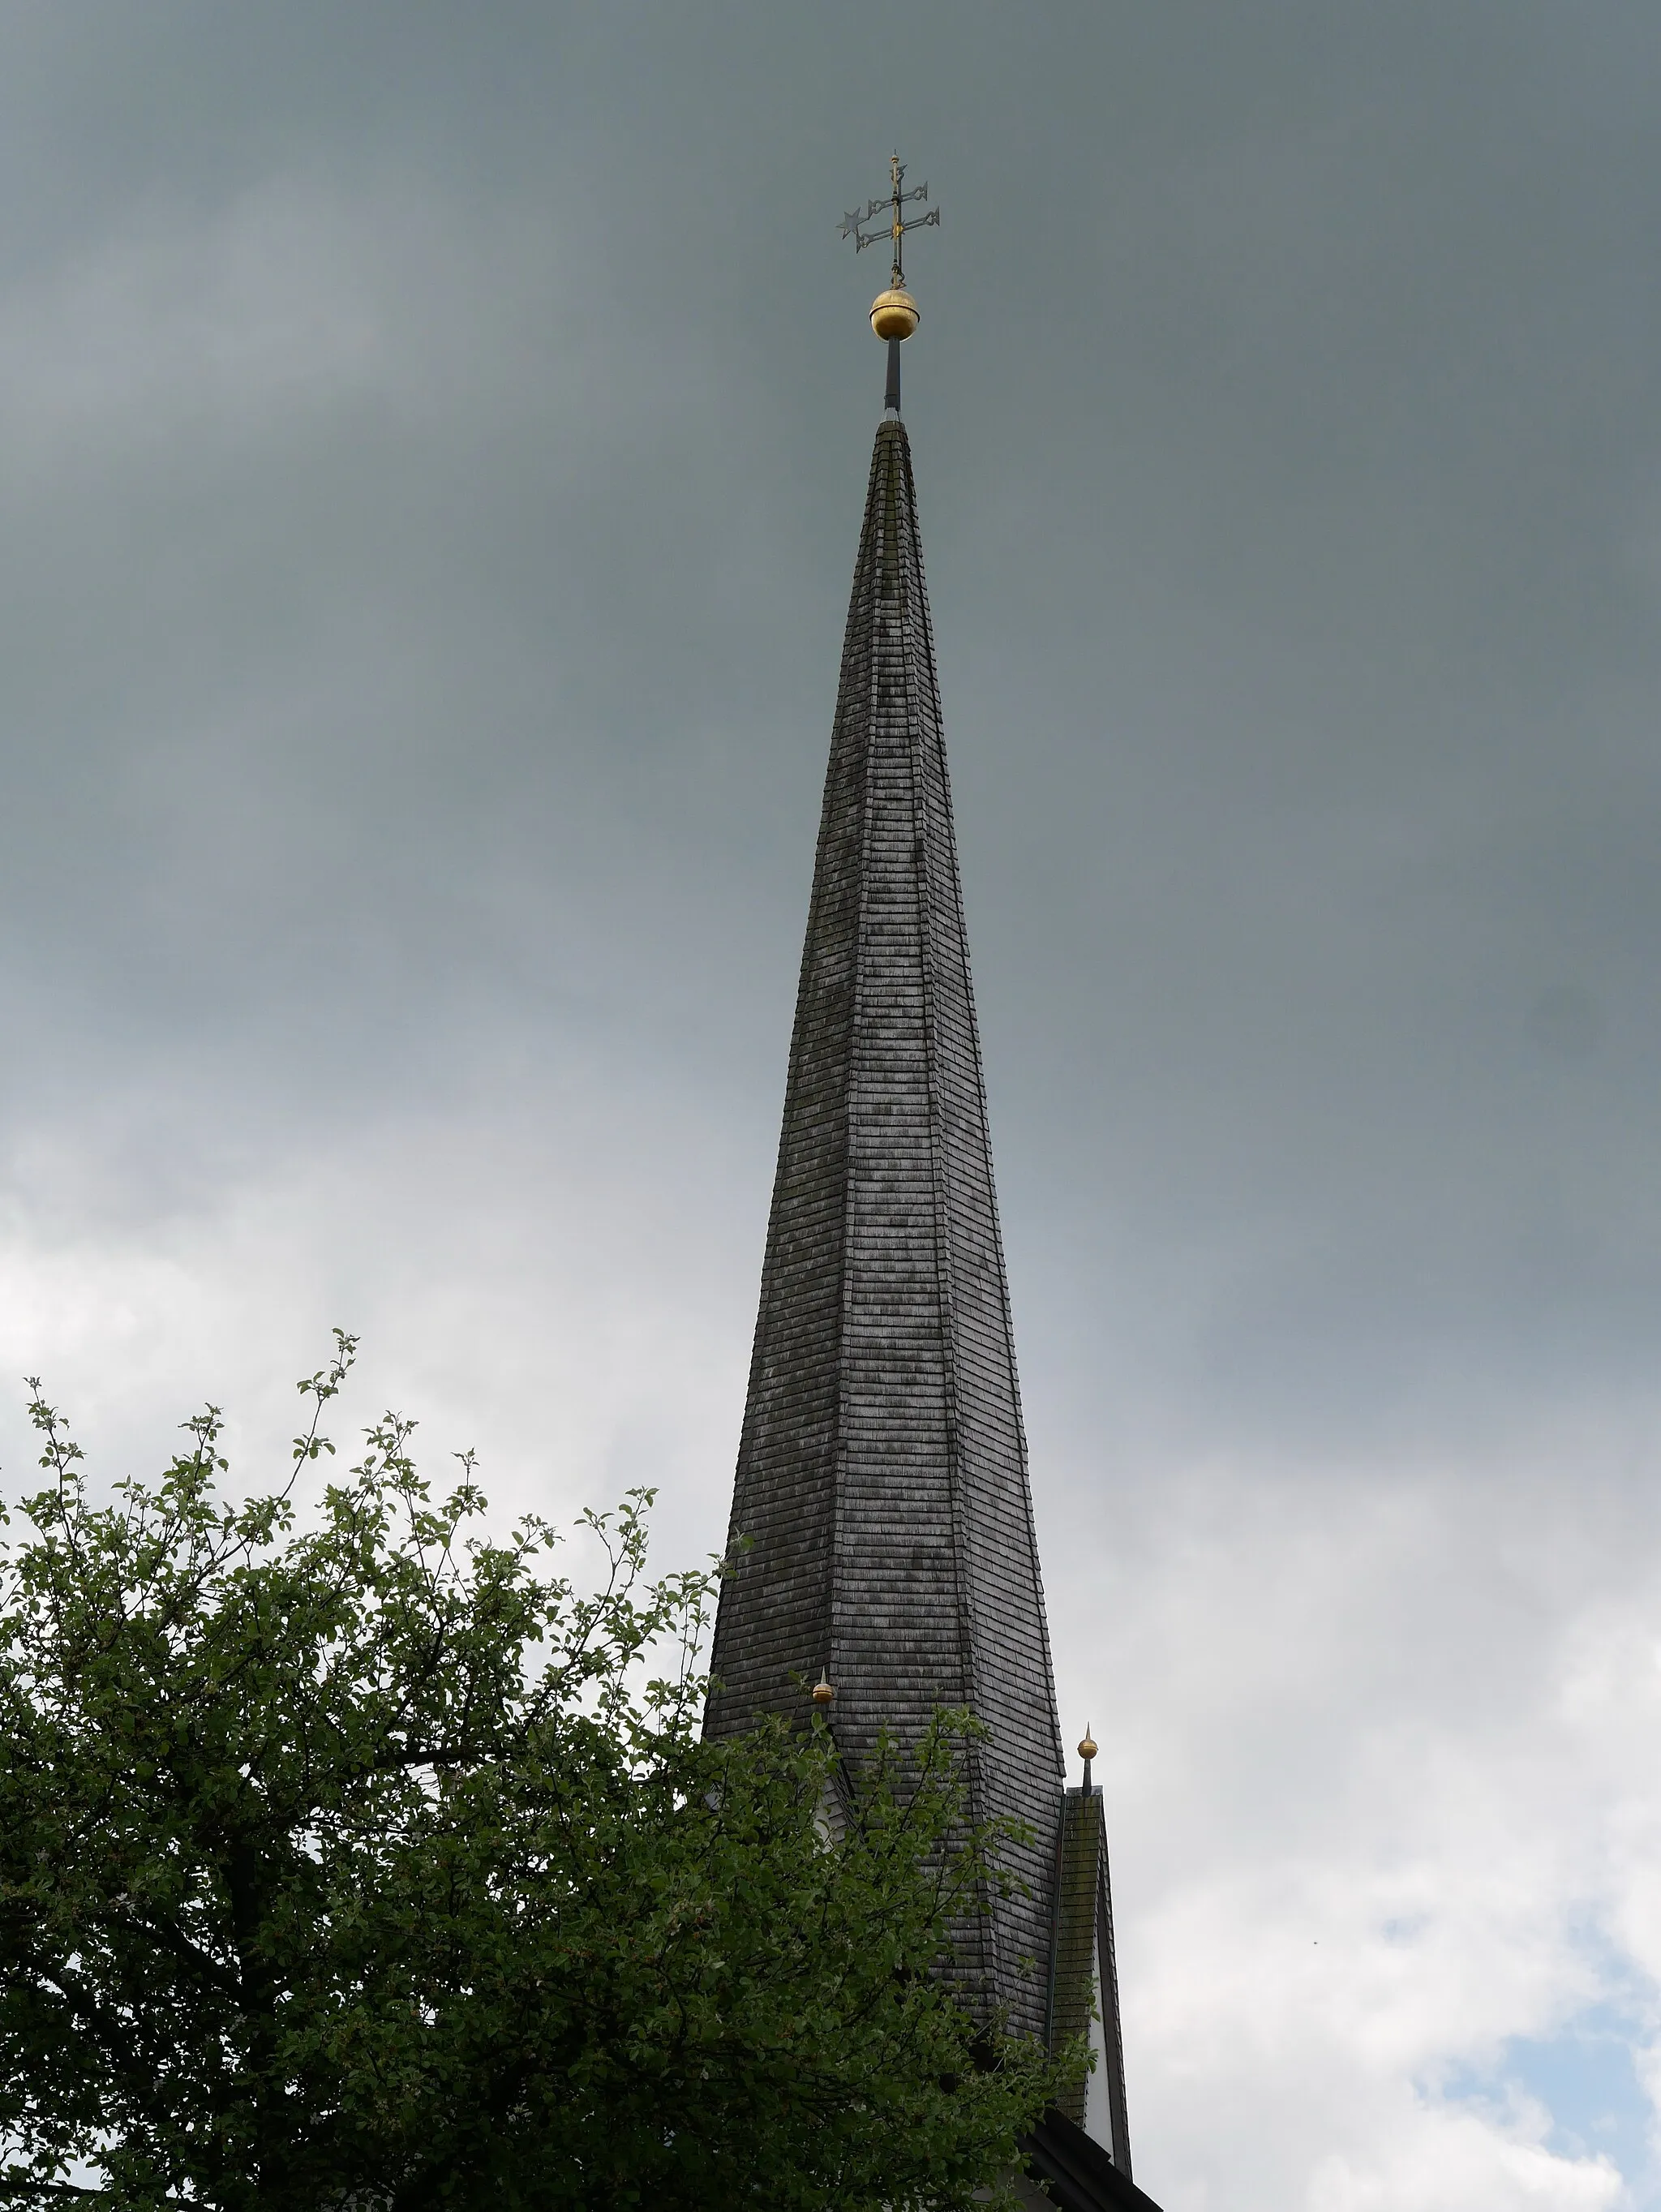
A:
[706,414,1063,2037]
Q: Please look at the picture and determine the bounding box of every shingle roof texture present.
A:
[1050,1785,1132,2171]
[1051,1789,1104,2129]
[705,414,1064,2038]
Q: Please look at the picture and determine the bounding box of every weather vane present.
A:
[839,153,940,414]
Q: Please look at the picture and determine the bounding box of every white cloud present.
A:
[9,1071,1661,2210]
[1040,1450,1661,2209]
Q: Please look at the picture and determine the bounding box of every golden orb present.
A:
[812,1673,836,1707]
[869,286,920,341]
[1077,1729,1098,1763]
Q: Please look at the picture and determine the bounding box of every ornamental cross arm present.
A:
[836,154,941,281]
[842,204,941,255]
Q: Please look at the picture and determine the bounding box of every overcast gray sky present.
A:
[4,6,1661,2205]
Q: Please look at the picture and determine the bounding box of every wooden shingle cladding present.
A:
[1049,1789,1102,2128]
[1049,1787,1133,2175]
[704,416,1064,2040]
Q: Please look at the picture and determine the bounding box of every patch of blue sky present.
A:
[1439,2000,1658,2208]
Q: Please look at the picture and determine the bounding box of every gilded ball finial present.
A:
[869,286,920,342]
[812,1671,835,1708]
[1078,1726,1098,1763]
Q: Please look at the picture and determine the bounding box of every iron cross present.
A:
[839,152,940,286]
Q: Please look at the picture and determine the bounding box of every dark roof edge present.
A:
[1021,2108,1166,2212]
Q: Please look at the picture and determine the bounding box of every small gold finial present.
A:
[812,1671,835,1708]
[1078,1726,1098,1763]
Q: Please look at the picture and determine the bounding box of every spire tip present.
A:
[839,152,938,407]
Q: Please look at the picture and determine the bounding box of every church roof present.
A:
[705,410,1064,2039]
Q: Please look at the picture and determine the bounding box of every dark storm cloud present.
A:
[6,3,1659,1435]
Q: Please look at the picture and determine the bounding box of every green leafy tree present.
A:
[0,1336,1064,2210]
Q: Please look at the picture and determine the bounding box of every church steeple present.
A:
[706,182,1150,2199]
[706,405,1064,2035]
